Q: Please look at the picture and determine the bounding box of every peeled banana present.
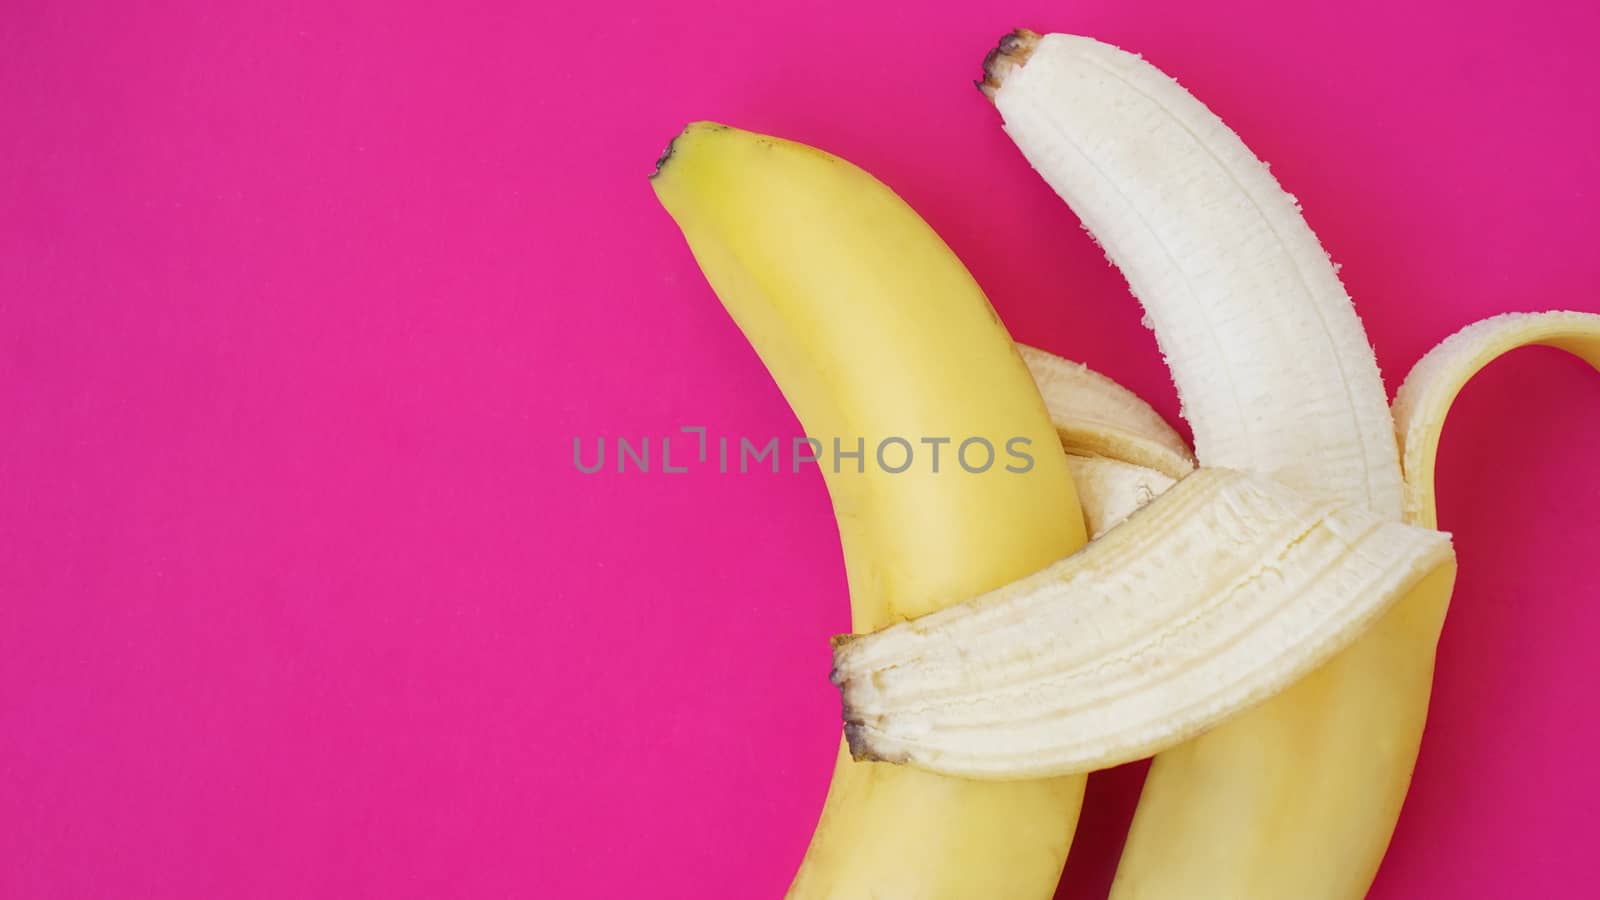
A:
[983,29,1596,898]
[986,28,1445,896]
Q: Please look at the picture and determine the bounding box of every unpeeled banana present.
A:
[652,121,1091,900]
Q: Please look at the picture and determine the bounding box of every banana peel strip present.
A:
[1394,311,1600,528]
[831,467,1452,779]
[1065,455,1178,539]
[1020,344,1188,536]
[1021,343,1196,480]
[834,313,1597,780]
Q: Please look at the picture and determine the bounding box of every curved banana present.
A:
[985,29,1599,897]
[983,30,1425,898]
[653,123,1091,900]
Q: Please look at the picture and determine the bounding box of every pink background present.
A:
[4,1,1599,897]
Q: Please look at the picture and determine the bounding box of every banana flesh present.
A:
[832,468,1453,779]
[987,30,1403,519]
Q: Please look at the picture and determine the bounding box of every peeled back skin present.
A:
[832,467,1454,782]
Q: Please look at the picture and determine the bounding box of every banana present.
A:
[652,123,1091,900]
[832,468,1454,780]
[982,30,1429,897]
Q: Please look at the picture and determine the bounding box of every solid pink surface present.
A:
[4,2,1599,898]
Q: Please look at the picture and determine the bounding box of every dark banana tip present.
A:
[829,633,859,686]
[650,129,684,179]
[843,721,871,760]
[979,28,1042,100]
[650,122,732,179]
[843,721,908,765]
